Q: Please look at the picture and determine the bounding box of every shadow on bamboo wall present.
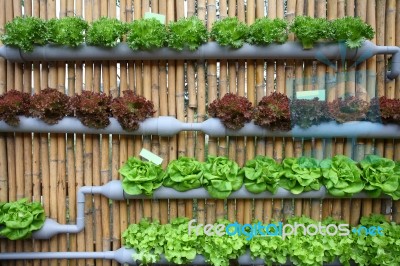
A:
[0,0,399,264]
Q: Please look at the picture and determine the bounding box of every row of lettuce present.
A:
[122,215,400,266]
[120,154,400,199]
[2,198,399,266]
[2,15,374,52]
[1,89,398,131]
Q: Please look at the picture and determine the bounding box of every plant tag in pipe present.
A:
[140,148,163,165]
[296,89,326,100]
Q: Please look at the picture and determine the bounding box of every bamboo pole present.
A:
[195,0,207,225]
[205,0,218,224]
[393,0,400,223]
[0,0,8,257]
[155,0,169,224]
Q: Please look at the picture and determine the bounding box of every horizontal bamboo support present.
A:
[0,41,398,79]
[1,116,400,138]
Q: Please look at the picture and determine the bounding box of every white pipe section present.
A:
[1,117,400,138]
[0,41,398,79]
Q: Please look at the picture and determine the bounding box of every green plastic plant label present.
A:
[140,148,163,165]
[296,89,326,100]
[144,12,166,24]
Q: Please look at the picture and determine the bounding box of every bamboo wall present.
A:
[0,0,399,265]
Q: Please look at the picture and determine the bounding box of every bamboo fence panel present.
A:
[0,1,400,263]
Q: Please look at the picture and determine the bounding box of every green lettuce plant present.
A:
[163,157,204,192]
[122,218,166,264]
[241,156,282,194]
[163,217,200,264]
[126,18,168,50]
[199,219,248,266]
[1,16,48,52]
[0,198,45,240]
[247,17,288,45]
[202,156,244,199]
[280,157,322,194]
[210,17,249,48]
[320,155,364,197]
[46,16,88,47]
[359,155,400,199]
[167,16,208,51]
[86,17,127,47]
[289,16,333,49]
[331,16,375,49]
[119,157,164,196]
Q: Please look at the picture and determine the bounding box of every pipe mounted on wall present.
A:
[0,41,399,79]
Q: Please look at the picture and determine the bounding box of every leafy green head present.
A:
[126,18,168,50]
[290,16,333,49]
[86,17,127,47]
[167,16,208,51]
[46,16,88,47]
[331,16,375,48]
[247,17,288,45]
[210,17,249,48]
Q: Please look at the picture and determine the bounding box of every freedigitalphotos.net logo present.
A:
[188,219,384,240]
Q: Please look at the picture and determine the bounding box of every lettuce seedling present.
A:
[247,17,288,45]
[331,16,374,48]
[46,16,88,47]
[1,16,48,52]
[167,16,208,51]
[86,17,127,47]
[289,16,333,49]
[210,17,249,48]
[126,18,168,50]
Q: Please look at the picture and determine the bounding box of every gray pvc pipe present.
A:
[0,247,347,265]
[0,41,399,79]
[1,116,400,138]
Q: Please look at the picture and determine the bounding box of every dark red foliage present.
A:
[30,88,71,124]
[254,92,291,131]
[71,91,112,129]
[110,90,155,131]
[208,93,253,130]
[327,96,370,123]
[290,98,331,128]
[376,96,400,124]
[0,90,31,126]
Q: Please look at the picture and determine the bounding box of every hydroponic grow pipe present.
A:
[0,41,399,79]
[0,247,347,266]
[2,116,400,138]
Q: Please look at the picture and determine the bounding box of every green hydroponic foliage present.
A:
[241,156,283,194]
[320,155,364,197]
[86,17,127,47]
[359,155,400,199]
[280,157,322,194]
[1,16,48,52]
[126,18,168,50]
[119,157,164,196]
[167,16,208,51]
[203,156,244,199]
[210,17,249,48]
[163,157,204,192]
[46,16,88,47]
[247,17,288,45]
[0,199,45,240]
[289,16,333,49]
[331,16,375,49]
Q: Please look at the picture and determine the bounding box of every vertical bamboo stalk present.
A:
[156,0,169,224]
[0,0,8,257]
[253,0,265,222]
[195,0,207,224]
